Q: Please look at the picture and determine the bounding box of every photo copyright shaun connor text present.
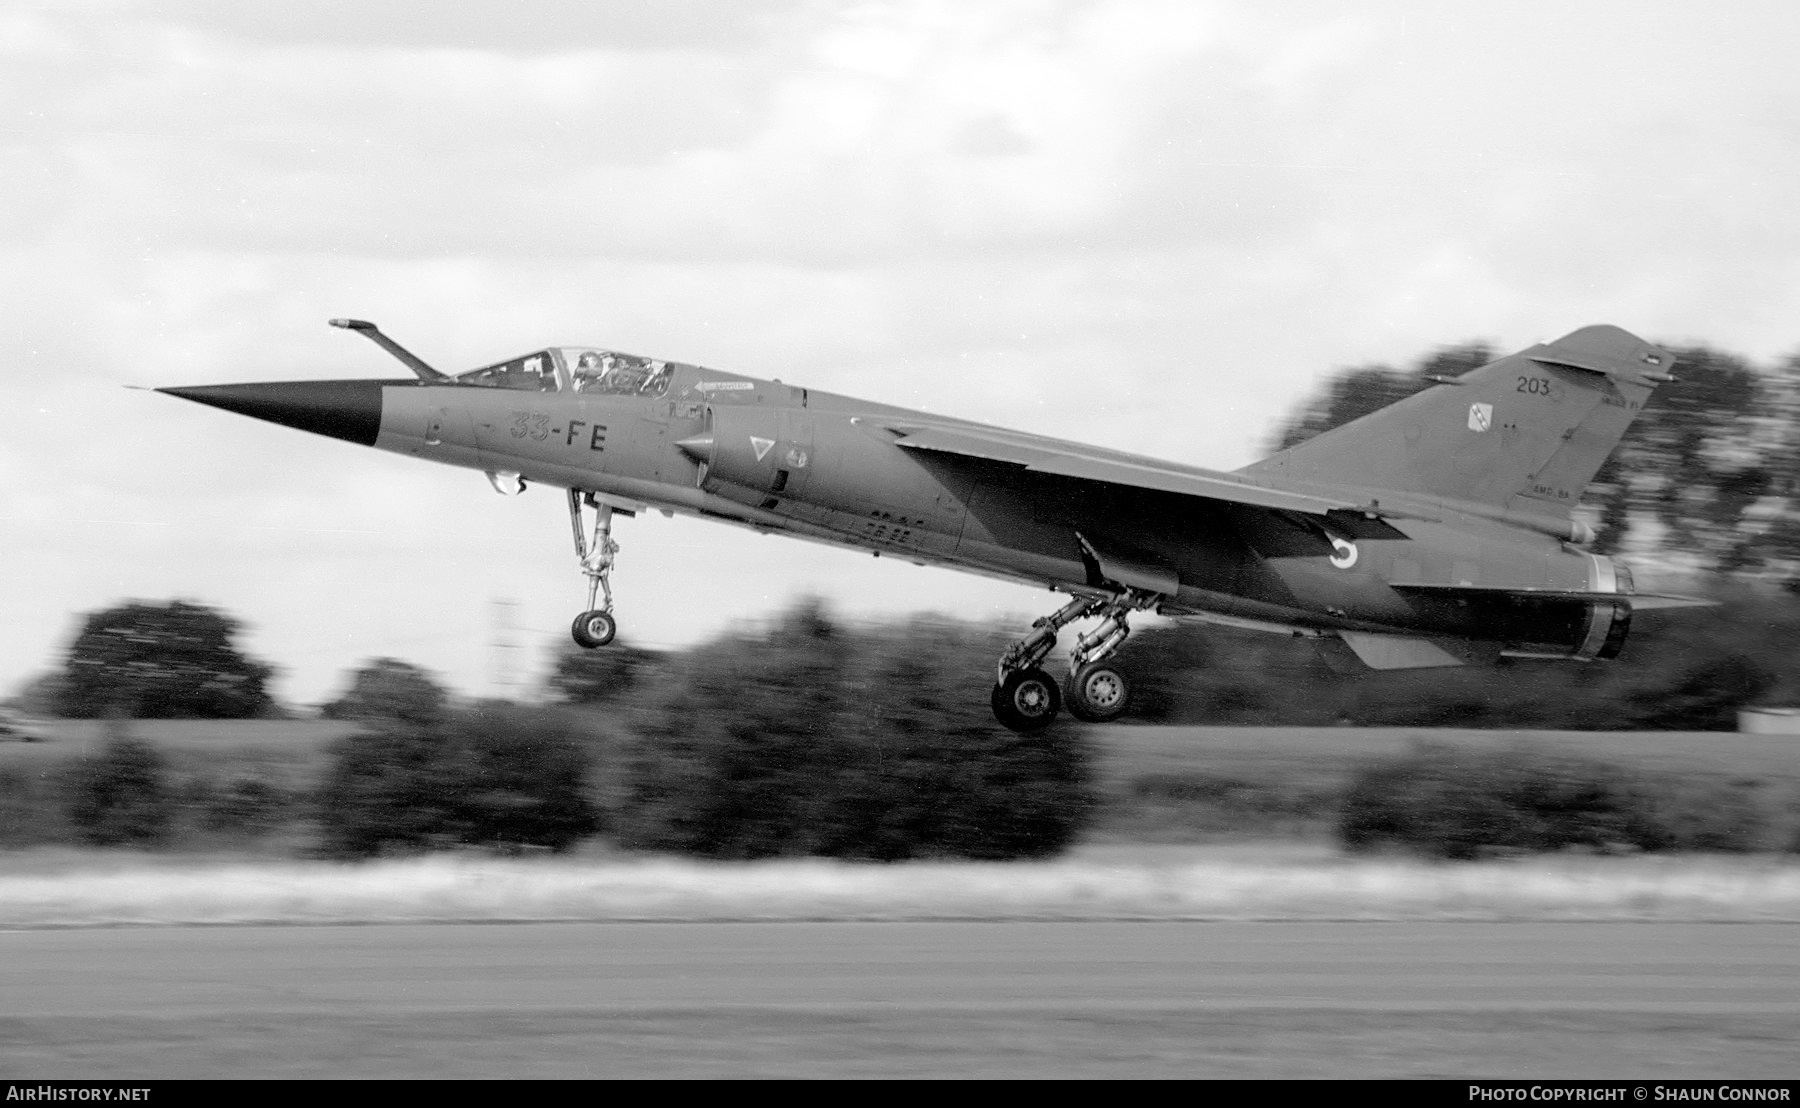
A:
[1471,1089,1792,1102]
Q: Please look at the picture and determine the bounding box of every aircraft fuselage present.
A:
[160,320,1700,729]
[366,357,1617,655]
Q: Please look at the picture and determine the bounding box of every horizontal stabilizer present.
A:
[1390,582,1716,610]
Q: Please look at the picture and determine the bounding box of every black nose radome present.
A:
[156,379,408,447]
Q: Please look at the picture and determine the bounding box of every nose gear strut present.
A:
[569,489,625,648]
[991,589,1159,732]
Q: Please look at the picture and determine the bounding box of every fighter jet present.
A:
[157,319,1708,732]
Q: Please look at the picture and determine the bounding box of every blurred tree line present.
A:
[47,600,275,719]
[1336,742,1774,859]
[14,602,1094,860]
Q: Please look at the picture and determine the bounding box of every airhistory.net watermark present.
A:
[6,1088,150,1102]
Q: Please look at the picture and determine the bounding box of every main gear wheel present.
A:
[990,667,1062,734]
[1064,662,1129,723]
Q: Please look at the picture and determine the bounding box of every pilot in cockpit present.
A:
[572,350,669,396]
[609,358,649,392]
[572,351,612,393]
[639,360,670,394]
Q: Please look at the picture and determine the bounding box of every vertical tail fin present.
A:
[1243,325,1675,517]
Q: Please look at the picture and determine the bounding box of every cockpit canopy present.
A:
[565,349,673,397]
[453,350,559,392]
[452,347,673,398]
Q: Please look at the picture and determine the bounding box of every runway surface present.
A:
[6,921,1799,1077]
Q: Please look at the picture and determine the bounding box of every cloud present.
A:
[28,0,809,54]
[5,0,1288,265]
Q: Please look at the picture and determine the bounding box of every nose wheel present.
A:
[568,489,625,649]
[571,609,616,649]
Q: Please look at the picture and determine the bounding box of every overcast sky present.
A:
[7,0,1800,708]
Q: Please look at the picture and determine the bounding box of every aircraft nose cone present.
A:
[156,379,402,447]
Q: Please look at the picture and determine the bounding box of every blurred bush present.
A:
[1620,775,1771,853]
[314,725,457,857]
[63,723,174,846]
[1107,773,1337,840]
[454,703,597,854]
[186,772,295,838]
[315,703,598,858]
[57,600,275,719]
[1336,743,1769,859]
[0,766,69,846]
[609,601,1095,860]
[1619,652,1775,731]
[6,671,68,718]
[547,639,664,710]
[321,658,448,725]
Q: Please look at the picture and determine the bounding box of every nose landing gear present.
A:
[569,489,624,648]
[991,590,1157,733]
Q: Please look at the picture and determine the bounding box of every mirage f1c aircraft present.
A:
[157,319,1709,732]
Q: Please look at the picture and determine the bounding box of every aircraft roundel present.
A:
[1329,536,1358,569]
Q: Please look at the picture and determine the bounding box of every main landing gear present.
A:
[991,590,1157,733]
[568,489,622,648]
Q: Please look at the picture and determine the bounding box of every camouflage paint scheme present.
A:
[159,323,1707,730]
